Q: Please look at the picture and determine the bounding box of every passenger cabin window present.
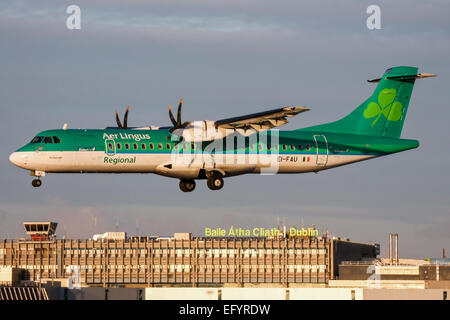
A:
[53,136,61,144]
[290,145,295,151]
[125,143,130,150]
[157,143,163,150]
[43,136,53,144]
[166,143,172,150]
[117,143,122,150]
[149,143,154,150]
[108,142,114,151]
[30,136,43,144]
[141,143,146,150]
[133,143,138,150]
[298,144,303,150]
[305,144,311,151]
[282,144,287,151]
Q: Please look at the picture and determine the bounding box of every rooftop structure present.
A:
[0,230,377,287]
[23,222,57,241]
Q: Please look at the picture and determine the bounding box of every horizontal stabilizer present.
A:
[368,73,437,83]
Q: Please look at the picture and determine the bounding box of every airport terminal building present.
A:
[0,222,378,287]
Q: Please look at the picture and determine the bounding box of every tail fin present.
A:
[302,66,435,138]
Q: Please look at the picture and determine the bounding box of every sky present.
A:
[0,0,449,259]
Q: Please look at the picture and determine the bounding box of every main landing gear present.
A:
[31,179,42,187]
[207,172,224,191]
[178,172,225,192]
[179,179,196,192]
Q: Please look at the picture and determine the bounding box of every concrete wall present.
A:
[45,287,144,300]
[0,267,22,285]
[329,280,426,289]
[289,288,363,300]
[144,287,362,300]
[145,288,219,300]
[221,288,286,300]
[363,289,447,300]
[43,286,447,300]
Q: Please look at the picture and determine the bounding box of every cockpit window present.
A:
[30,136,43,144]
[43,136,53,144]
[53,136,61,144]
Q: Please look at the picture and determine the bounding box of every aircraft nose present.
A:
[9,152,27,167]
[9,152,18,165]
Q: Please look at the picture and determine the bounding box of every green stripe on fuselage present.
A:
[14,128,419,157]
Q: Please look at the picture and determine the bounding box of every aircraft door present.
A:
[105,139,116,156]
[314,135,328,166]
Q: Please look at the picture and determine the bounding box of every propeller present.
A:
[168,99,189,133]
[115,106,130,129]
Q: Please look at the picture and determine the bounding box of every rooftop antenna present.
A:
[93,216,97,234]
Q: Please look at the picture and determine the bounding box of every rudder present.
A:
[301,66,433,138]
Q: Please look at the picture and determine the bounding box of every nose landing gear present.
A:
[31,179,42,187]
[30,170,45,188]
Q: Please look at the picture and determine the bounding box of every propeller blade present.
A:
[123,106,130,129]
[177,99,183,127]
[115,110,123,129]
[168,105,177,127]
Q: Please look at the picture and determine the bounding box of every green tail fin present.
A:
[302,66,420,138]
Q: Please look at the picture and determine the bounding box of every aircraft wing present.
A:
[214,106,309,131]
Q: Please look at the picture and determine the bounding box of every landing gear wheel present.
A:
[207,173,224,191]
[179,179,196,192]
[31,179,42,187]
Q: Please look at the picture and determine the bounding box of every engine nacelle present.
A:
[171,120,258,142]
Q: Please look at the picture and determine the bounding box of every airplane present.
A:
[9,66,435,192]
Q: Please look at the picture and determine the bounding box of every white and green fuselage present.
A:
[9,66,431,191]
[9,128,418,175]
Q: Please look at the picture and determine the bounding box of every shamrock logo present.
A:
[363,88,403,126]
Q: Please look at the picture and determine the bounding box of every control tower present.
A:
[23,222,57,241]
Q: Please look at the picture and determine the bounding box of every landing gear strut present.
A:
[179,179,196,192]
[31,179,42,187]
[207,172,224,191]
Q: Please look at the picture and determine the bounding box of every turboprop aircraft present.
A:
[9,66,435,192]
